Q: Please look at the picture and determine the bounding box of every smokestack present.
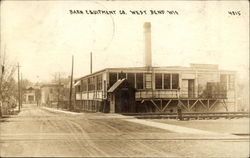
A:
[144,22,152,68]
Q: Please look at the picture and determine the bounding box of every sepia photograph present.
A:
[0,0,249,157]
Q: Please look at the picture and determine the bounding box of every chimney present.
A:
[144,22,152,68]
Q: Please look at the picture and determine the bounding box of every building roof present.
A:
[27,87,34,90]
[75,64,236,81]
[40,83,64,88]
[107,79,126,93]
[74,80,81,87]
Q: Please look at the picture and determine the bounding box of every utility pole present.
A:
[57,73,60,109]
[69,56,74,111]
[17,63,21,112]
[21,73,23,108]
[90,52,92,74]
[0,48,2,118]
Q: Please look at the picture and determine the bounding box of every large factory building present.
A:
[74,22,237,113]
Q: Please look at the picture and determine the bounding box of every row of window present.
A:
[109,73,179,90]
[76,74,103,92]
[155,73,179,89]
[220,74,235,90]
[76,72,180,92]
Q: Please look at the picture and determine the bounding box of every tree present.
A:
[0,61,18,116]
[50,72,71,109]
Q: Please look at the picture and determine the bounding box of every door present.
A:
[188,80,195,98]
[181,80,188,98]
[115,89,129,113]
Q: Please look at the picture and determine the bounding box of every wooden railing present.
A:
[121,112,249,119]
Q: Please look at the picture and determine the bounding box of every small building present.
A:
[23,87,37,104]
[40,84,63,107]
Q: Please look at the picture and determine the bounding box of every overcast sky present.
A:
[1,1,249,83]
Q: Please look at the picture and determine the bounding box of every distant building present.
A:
[40,83,68,108]
[23,87,37,104]
[41,84,62,106]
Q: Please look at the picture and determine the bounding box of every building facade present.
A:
[23,87,37,104]
[74,64,236,113]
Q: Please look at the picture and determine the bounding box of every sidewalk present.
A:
[124,118,241,138]
[41,107,82,115]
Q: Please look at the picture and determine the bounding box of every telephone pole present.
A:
[69,55,74,111]
[90,52,92,74]
[21,73,23,108]
[17,63,21,112]
[57,73,60,109]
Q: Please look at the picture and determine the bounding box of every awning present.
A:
[74,81,81,87]
[108,78,126,93]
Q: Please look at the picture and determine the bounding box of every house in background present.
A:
[23,87,37,104]
[40,83,70,108]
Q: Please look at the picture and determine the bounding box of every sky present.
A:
[0,1,249,83]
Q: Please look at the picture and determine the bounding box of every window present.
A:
[118,72,126,79]
[145,74,152,89]
[28,95,34,101]
[127,73,135,88]
[76,85,81,92]
[220,74,228,89]
[109,73,117,88]
[164,74,171,89]
[88,77,95,91]
[97,75,102,90]
[220,74,227,84]
[172,74,179,89]
[155,73,162,89]
[81,79,87,91]
[228,75,235,90]
[136,73,143,89]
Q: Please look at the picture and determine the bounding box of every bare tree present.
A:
[50,72,71,109]
[0,60,18,116]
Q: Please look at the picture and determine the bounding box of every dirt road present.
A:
[0,104,249,157]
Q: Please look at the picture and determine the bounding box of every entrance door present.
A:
[188,80,195,98]
[115,89,129,113]
[181,80,188,98]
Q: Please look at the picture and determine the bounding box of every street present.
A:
[0,104,249,157]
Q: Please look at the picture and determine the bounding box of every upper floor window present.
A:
[109,73,117,88]
[97,75,103,90]
[172,74,179,89]
[136,73,143,89]
[155,73,163,89]
[164,74,171,89]
[127,73,135,88]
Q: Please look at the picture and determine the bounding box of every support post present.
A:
[150,99,161,112]
[162,99,172,112]
[207,99,210,111]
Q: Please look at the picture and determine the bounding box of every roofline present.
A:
[75,69,107,81]
[75,66,236,81]
[40,83,64,88]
